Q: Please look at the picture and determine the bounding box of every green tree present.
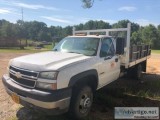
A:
[38,31,52,42]
[26,21,47,40]
[0,22,17,37]
[1,19,159,49]
[76,20,110,30]
[141,24,159,48]
[62,26,72,37]
[75,23,84,30]
[131,30,142,44]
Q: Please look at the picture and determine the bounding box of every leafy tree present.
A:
[0,22,17,37]
[112,20,139,32]
[0,20,19,47]
[112,20,130,28]
[0,19,160,49]
[131,30,142,44]
[38,31,52,42]
[97,20,111,29]
[25,21,47,40]
[158,25,160,30]
[141,24,159,49]
[62,26,72,36]
[75,23,84,30]
[75,20,111,30]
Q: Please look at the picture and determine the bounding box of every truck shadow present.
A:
[16,73,160,120]
[16,107,68,120]
[90,73,160,119]
[97,73,160,107]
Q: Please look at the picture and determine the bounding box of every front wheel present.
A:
[69,86,93,119]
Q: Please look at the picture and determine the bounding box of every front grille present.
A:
[10,74,35,87]
[10,66,37,77]
[9,66,38,88]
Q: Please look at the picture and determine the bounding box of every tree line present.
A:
[0,19,160,49]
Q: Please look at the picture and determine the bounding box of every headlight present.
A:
[37,71,58,90]
[36,82,57,90]
[38,71,58,80]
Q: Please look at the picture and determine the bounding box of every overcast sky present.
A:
[0,0,160,27]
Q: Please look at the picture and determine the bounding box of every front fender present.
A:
[68,69,98,87]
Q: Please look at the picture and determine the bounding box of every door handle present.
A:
[104,56,112,60]
[115,58,118,62]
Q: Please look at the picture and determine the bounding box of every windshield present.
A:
[53,37,100,56]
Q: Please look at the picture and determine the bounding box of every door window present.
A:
[100,38,115,57]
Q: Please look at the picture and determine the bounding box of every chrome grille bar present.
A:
[9,66,39,88]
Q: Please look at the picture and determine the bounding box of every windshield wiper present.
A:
[53,49,58,51]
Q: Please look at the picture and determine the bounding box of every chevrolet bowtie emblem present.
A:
[15,72,22,79]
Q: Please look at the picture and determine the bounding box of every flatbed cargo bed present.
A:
[129,44,151,67]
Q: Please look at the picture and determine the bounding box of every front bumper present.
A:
[2,74,71,115]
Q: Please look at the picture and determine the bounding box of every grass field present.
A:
[0,45,53,53]
[152,50,160,54]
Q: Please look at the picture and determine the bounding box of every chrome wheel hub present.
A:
[84,97,91,108]
[79,94,92,114]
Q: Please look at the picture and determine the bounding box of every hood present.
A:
[10,51,91,71]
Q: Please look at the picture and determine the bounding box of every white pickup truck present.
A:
[2,23,151,119]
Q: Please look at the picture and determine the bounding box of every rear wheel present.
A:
[127,64,142,80]
[135,64,142,80]
[69,85,93,120]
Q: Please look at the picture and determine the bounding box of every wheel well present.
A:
[68,70,98,91]
[86,75,98,92]
[73,75,98,92]
[126,61,146,79]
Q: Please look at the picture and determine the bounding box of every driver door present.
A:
[98,38,120,87]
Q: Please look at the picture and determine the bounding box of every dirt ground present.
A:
[0,53,160,120]
[147,54,160,74]
[0,53,29,120]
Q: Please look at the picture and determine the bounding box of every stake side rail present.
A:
[73,28,128,36]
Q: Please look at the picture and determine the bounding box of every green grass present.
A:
[0,45,53,53]
[120,75,160,100]
[0,49,45,53]
[44,44,54,50]
[152,50,160,54]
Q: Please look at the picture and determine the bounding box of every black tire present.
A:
[127,64,142,80]
[135,64,142,80]
[69,85,93,120]
[127,67,134,78]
